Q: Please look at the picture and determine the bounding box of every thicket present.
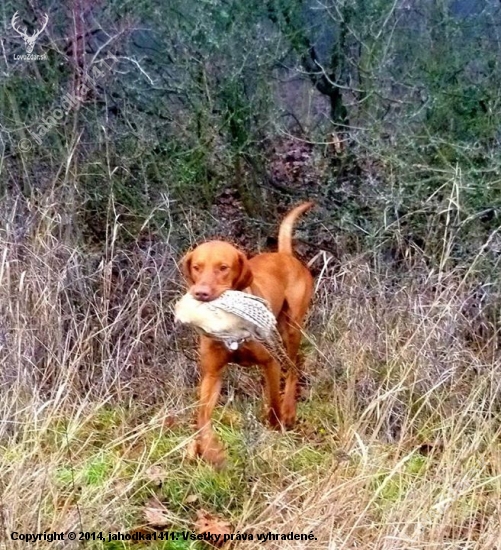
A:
[1,1,499,263]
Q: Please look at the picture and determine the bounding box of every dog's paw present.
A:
[280,403,296,430]
[195,434,227,469]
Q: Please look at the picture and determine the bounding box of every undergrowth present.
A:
[0,191,500,550]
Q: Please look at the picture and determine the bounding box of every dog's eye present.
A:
[219,265,229,272]
[193,265,201,272]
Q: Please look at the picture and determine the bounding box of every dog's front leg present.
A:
[195,337,228,468]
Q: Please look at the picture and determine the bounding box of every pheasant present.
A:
[174,291,295,371]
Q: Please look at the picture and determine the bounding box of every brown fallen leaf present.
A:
[126,441,148,460]
[145,465,167,486]
[162,415,177,429]
[195,508,231,548]
[142,496,170,529]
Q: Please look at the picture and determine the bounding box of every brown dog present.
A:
[182,202,314,466]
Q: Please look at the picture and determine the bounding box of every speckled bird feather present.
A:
[174,290,296,372]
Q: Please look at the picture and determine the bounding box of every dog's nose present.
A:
[194,289,211,302]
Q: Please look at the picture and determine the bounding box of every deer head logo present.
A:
[11,12,49,54]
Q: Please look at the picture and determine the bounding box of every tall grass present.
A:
[0,191,500,549]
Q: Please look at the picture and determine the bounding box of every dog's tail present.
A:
[278,201,314,256]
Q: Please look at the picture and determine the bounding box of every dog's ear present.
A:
[181,251,194,284]
[234,251,253,290]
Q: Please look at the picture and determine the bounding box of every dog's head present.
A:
[181,241,253,302]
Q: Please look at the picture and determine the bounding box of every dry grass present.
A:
[0,194,500,550]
